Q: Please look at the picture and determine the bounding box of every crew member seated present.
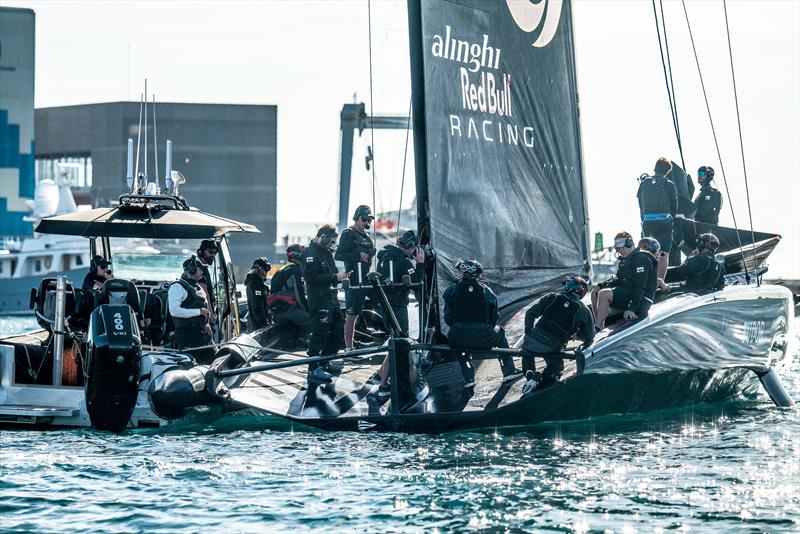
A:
[82,255,113,291]
[373,230,426,398]
[637,157,677,280]
[167,256,215,363]
[693,166,723,225]
[244,257,271,333]
[269,244,313,343]
[592,231,656,330]
[444,259,520,386]
[667,233,725,294]
[521,277,594,390]
[638,237,668,295]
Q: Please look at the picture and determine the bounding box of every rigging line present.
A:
[367,0,378,252]
[723,0,759,285]
[651,0,683,169]
[681,0,750,281]
[659,0,687,171]
[396,97,413,232]
[153,93,159,191]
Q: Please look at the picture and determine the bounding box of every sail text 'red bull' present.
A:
[430,25,534,149]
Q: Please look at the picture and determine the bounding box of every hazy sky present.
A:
[5,0,799,278]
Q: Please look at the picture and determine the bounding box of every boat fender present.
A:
[148,364,213,419]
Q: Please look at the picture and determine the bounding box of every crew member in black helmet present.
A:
[693,166,723,225]
[444,259,520,386]
[244,257,271,333]
[592,231,656,330]
[269,244,313,341]
[303,224,350,384]
[637,157,678,280]
[373,230,426,397]
[520,277,594,391]
[167,256,215,363]
[335,204,377,351]
[667,233,726,294]
[82,255,113,291]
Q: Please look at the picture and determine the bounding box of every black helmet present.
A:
[397,230,418,250]
[562,276,589,298]
[696,233,720,252]
[638,237,661,255]
[697,166,715,181]
[353,205,374,221]
[286,244,304,262]
[183,255,200,273]
[253,257,271,271]
[197,239,219,254]
[455,259,482,280]
[90,255,111,271]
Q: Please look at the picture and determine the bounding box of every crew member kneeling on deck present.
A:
[592,232,656,330]
[168,256,215,364]
[335,205,377,351]
[303,225,350,384]
[444,259,520,386]
[269,244,313,342]
[521,277,593,388]
[638,157,678,281]
[666,233,725,294]
[82,255,113,291]
[244,257,271,333]
[373,230,426,398]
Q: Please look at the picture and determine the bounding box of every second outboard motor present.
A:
[85,290,142,433]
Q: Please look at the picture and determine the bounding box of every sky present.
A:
[4,0,799,279]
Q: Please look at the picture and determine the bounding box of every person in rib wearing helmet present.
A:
[303,224,350,384]
[335,205,377,351]
[269,244,313,342]
[443,259,521,386]
[244,257,271,333]
[373,230,426,398]
[667,233,726,294]
[693,166,723,225]
[520,276,594,392]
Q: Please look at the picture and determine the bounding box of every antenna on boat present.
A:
[134,92,144,193]
[165,140,173,193]
[143,79,148,190]
[126,138,134,190]
[149,92,160,195]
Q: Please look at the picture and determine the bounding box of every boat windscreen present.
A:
[109,239,194,282]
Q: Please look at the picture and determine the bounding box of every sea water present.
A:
[1,318,798,532]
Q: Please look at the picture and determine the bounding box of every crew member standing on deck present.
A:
[196,239,219,333]
[637,157,678,281]
[693,166,723,225]
[244,257,271,333]
[303,225,350,384]
[269,244,313,342]
[335,205,377,351]
[168,256,215,364]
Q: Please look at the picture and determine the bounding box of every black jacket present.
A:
[525,292,594,349]
[81,272,105,291]
[674,252,726,293]
[302,241,341,310]
[612,249,656,316]
[199,262,216,308]
[693,185,723,224]
[443,280,498,327]
[270,262,309,311]
[244,272,269,331]
[376,245,423,307]
[637,176,678,219]
[334,227,376,286]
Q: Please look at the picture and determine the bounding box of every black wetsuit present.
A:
[81,272,106,291]
[673,252,726,294]
[198,262,216,309]
[607,249,657,317]
[375,244,423,336]
[522,291,595,380]
[693,184,723,225]
[637,175,678,253]
[302,241,345,363]
[269,262,312,337]
[443,279,516,378]
[244,272,269,333]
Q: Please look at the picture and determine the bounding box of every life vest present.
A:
[268,263,298,309]
[448,281,490,324]
[172,279,207,330]
[639,178,672,217]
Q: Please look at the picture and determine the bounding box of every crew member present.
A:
[637,157,677,280]
[303,224,350,384]
[592,231,656,330]
[668,233,725,294]
[373,230,425,398]
[244,257,271,333]
[82,255,113,291]
[444,259,520,386]
[168,256,214,363]
[638,237,668,294]
[521,277,593,389]
[196,239,219,310]
[269,244,313,341]
[335,205,377,351]
[693,166,723,225]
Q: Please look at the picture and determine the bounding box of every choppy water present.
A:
[1,320,799,532]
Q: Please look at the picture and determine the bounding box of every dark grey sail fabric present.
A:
[411,0,589,314]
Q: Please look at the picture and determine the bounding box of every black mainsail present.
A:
[408,0,590,322]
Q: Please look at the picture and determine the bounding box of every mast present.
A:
[407,0,430,245]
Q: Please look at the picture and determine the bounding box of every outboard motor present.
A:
[85,280,142,432]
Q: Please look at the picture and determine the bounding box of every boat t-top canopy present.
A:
[34,194,260,239]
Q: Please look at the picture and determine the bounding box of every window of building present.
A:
[35,155,93,188]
